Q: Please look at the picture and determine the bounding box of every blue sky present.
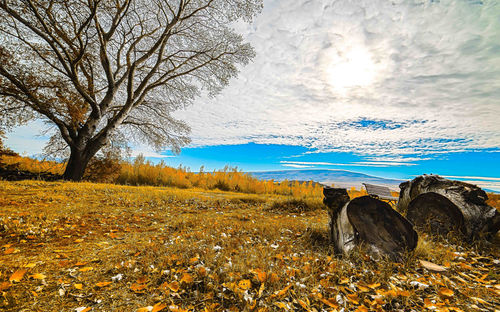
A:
[4,0,500,190]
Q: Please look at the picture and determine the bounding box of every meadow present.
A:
[1,180,498,312]
[0,153,324,197]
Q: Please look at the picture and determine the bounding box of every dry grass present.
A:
[0,181,499,312]
[0,154,324,197]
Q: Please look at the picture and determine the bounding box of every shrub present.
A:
[83,150,122,183]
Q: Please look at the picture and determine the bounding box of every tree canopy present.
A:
[0,0,262,180]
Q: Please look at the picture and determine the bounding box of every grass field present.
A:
[0,181,499,312]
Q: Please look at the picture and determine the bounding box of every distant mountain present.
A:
[248,169,404,191]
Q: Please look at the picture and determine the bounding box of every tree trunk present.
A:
[63,148,93,181]
[323,187,352,254]
[323,187,418,260]
[398,175,500,240]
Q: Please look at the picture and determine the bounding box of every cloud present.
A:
[442,175,500,182]
[280,160,416,168]
[281,164,315,168]
[175,0,500,156]
[4,121,52,156]
[442,175,500,192]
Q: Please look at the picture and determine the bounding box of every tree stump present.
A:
[398,175,500,240]
[323,187,418,259]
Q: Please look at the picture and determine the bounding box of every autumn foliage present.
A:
[0,153,324,198]
[0,154,64,175]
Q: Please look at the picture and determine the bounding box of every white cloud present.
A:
[442,175,500,182]
[280,160,416,168]
[281,164,315,168]
[175,0,500,156]
[4,121,52,156]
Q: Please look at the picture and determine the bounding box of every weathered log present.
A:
[323,187,418,259]
[323,187,353,254]
[398,175,500,240]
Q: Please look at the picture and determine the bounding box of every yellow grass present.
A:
[0,154,64,175]
[0,154,324,197]
[1,180,498,312]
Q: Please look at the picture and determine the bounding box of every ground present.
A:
[0,181,498,312]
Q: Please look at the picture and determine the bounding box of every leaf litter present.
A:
[0,180,498,311]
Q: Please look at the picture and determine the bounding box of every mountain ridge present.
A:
[248,169,404,190]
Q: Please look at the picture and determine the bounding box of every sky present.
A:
[5,0,500,190]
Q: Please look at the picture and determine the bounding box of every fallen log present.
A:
[323,187,418,259]
[398,175,500,240]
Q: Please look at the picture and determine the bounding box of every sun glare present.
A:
[326,48,378,92]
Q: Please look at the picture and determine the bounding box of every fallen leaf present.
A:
[167,281,179,292]
[238,279,252,290]
[297,299,309,311]
[346,293,360,304]
[197,266,207,276]
[367,282,381,289]
[96,281,112,287]
[398,290,411,297]
[130,282,148,293]
[438,287,454,298]
[339,277,350,284]
[74,283,83,290]
[273,284,292,298]
[274,302,288,310]
[75,307,91,312]
[252,268,267,282]
[180,273,193,284]
[137,306,153,312]
[79,267,93,272]
[152,302,167,312]
[470,297,488,305]
[24,263,37,268]
[419,260,447,272]
[267,273,278,284]
[9,269,27,282]
[4,247,18,255]
[424,298,435,308]
[189,256,199,264]
[319,298,338,309]
[0,281,11,291]
[30,273,46,279]
[355,306,369,312]
[258,283,265,297]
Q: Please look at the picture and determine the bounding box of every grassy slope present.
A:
[0,181,498,312]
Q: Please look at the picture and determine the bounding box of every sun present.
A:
[326,48,378,92]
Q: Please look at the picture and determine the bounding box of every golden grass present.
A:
[0,154,324,197]
[0,155,64,175]
[1,181,498,312]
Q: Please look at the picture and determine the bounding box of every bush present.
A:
[83,151,122,183]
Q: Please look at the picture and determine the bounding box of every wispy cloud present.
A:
[281,164,315,168]
[175,0,500,156]
[280,160,416,168]
[442,175,500,182]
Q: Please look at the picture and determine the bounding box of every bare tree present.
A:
[0,0,262,180]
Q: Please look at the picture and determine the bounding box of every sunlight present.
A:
[326,48,378,92]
